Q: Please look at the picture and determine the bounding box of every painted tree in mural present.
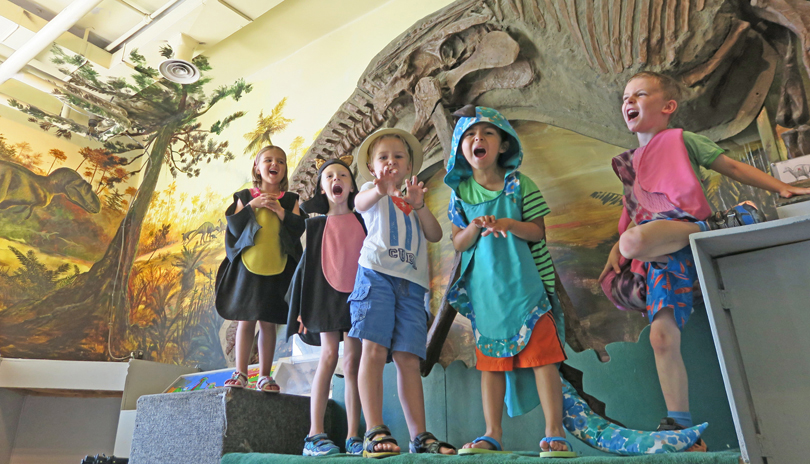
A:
[46,148,67,174]
[242,97,292,155]
[0,46,251,360]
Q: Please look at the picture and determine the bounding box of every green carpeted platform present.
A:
[221,451,742,463]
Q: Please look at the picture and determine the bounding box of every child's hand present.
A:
[778,184,810,198]
[598,242,623,283]
[372,165,401,197]
[265,195,285,221]
[248,194,274,210]
[471,215,495,230]
[403,176,428,209]
[297,315,308,335]
[481,218,513,238]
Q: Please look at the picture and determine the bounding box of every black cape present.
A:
[286,213,366,345]
[215,189,305,322]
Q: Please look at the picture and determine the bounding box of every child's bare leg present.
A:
[257,321,277,377]
[309,332,341,436]
[463,371,505,449]
[358,339,399,453]
[234,320,257,375]
[649,309,689,412]
[392,351,454,454]
[619,221,700,262]
[534,364,569,452]
[342,334,362,439]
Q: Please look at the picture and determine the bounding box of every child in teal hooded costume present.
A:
[445,106,574,457]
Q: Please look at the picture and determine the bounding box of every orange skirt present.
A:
[475,312,566,372]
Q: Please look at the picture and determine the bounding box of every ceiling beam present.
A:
[104,0,202,53]
[0,0,113,68]
[0,0,105,85]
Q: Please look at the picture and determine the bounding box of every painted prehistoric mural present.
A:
[0,108,775,371]
[0,56,316,370]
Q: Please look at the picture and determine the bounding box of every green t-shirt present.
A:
[683,131,724,180]
[458,173,555,292]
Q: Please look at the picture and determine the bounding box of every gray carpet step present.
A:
[129,388,338,464]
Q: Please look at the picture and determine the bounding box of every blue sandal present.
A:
[303,434,340,456]
[346,436,363,455]
[458,436,510,455]
[539,437,576,458]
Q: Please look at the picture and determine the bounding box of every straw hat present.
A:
[356,128,423,181]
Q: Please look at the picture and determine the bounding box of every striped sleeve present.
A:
[519,174,555,293]
[519,174,550,221]
[529,240,555,294]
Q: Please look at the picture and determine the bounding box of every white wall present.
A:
[9,396,120,464]
[0,389,24,464]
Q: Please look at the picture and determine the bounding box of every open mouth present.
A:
[332,185,343,196]
[626,109,639,121]
[473,147,487,159]
[269,169,279,175]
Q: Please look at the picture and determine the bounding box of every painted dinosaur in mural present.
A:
[0,47,249,363]
[286,0,810,454]
[182,221,218,243]
[0,161,100,218]
[782,163,810,180]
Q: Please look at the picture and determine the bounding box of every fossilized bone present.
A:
[292,0,788,205]
[750,0,810,78]
[780,123,810,158]
[0,161,100,219]
[290,0,783,356]
[774,30,809,127]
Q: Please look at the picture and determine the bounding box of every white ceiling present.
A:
[0,0,393,140]
[0,0,288,130]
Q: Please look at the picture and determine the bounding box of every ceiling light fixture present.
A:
[159,33,200,84]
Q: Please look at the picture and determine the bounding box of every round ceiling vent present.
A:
[159,59,200,84]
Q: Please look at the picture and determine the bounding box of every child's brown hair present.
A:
[628,71,683,104]
[252,145,289,191]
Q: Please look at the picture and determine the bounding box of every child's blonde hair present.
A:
[252,145,288,191]
[628,71,683,104]
[367,134,413,168]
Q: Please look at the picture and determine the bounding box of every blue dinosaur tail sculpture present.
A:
[561,377,708,455]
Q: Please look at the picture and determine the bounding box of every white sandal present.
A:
[224,371,248,388]
[256,376,280,393]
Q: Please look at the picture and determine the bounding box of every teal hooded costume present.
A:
[444,106,565,417]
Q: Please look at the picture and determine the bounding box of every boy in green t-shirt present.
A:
[599,72,810,448]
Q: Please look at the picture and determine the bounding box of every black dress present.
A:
[215,189,305,323]
[286,213,366,346]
